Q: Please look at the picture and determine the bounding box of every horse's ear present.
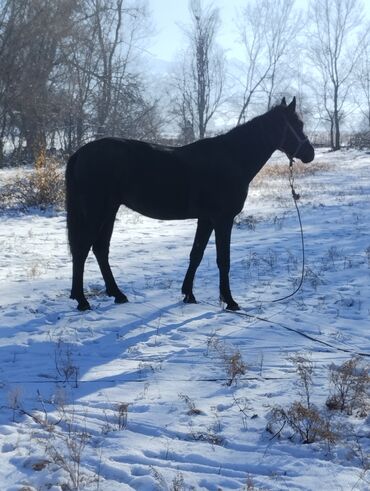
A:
[281,97,287,106]
[288,96,296,112]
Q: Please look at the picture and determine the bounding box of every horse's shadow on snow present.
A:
[0,290,219,408]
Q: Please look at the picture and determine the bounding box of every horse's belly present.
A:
[128,203,193,220]
[122,190,195,220]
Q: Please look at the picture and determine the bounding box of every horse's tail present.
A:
[65,151,81,255]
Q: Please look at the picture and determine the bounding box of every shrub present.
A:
[348,131,370,149]
[326,357,370,416]
[365,245,370,267]
[267,353,337,445]
[267,402,337,444]
[234,213,258,230]
[0,156,65,210]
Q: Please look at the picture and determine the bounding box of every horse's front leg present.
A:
[182,219,213,303]
[214,218,240,311]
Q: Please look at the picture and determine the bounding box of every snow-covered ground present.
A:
[0,149,369,490]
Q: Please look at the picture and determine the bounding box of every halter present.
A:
[278,119,309,161]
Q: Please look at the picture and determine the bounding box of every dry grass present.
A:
[252,160,330,187]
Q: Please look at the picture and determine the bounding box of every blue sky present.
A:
[148,0,247,62]
[148,0,370,63]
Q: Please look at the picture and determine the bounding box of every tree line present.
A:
[0,0,369,166]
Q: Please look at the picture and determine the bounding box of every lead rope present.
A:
[271,157,305,303]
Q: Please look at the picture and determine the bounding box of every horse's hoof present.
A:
[222,298,240,311]
[183,293,197,304]
[225,302,241,311]
[114,293,128,304]
[77,300,91,311]
[220,295,240,311]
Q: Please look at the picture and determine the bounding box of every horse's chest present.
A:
[198,177,249,216]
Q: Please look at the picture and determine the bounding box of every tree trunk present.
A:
[24,122,46,164]
[333,85,340,150]
[330,119,334,150]
[0,139,4,167]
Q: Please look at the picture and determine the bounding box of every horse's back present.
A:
[68,137,199,220]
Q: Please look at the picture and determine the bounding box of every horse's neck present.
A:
[224,113,280,180]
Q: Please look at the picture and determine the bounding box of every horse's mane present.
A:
[225,103,304,141]
[224,105,283,139]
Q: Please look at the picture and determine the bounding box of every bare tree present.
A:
[56,12,100,154]
[170,56,198,143]
[0,0,77,162]
[0,0,160,163]
[173,0,224,140]
[87,0,150,139]
[309,0,368,150]
[0,0,15,163]
[260,0,300,110]
[93,0,125,138]
[235,0,299,124]
[54,0,158,153]
[356,35,370,129]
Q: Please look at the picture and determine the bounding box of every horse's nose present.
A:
[301,145,315,163]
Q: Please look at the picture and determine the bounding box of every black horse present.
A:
[66,97,314,311]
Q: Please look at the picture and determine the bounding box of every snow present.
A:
[0,148,369,490]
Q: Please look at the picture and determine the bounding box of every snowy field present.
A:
[0,148,369,490]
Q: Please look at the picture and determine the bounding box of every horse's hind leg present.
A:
[92,206,128,305]
[70,243,91,311]
[182,219,213,303]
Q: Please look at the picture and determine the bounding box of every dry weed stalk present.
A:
[150,467,188,490]
[288,353,313,408]
[7,386,23,422]
[188,420,224,446]
[54,339,79,387]
[116,402,129,430]
[179,393,202,415]
[206,334,248,386]
[44,417,91,490]
[233,395,252,430]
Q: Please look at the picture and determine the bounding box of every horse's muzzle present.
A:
[300,145,315,163]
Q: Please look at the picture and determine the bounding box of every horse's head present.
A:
[277,97,314,163]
